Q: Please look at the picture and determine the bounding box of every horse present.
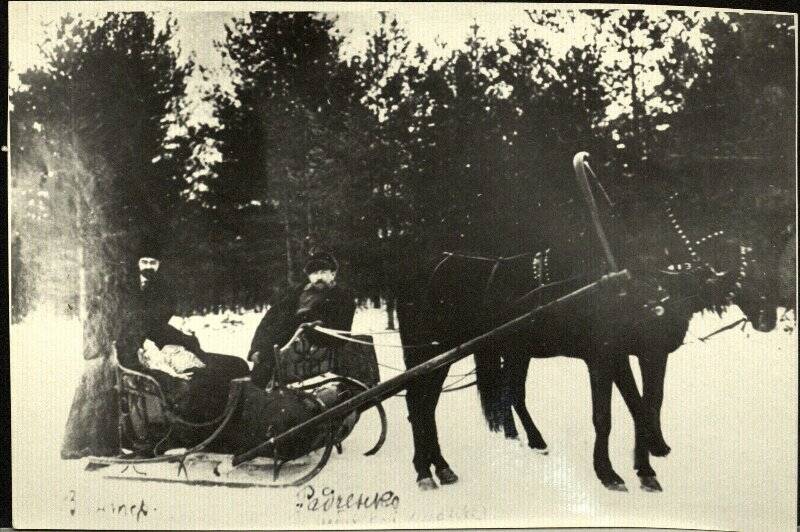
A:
[495,232,780,455]
[486,196,781,489]
[395,187,781,492]
[396,246,674,491]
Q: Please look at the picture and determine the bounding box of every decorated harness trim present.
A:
[664,192,752,302]
[532,248,551,286]
[664,192,724,273]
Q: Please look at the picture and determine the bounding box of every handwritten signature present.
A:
[296,485,399,513]
[65,490,156,522]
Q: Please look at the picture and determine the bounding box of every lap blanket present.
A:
[139,342,206,379]
[142,352,249,428]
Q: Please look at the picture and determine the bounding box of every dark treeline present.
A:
[9,11,796,336]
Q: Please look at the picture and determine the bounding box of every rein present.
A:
[305,325,477,395]
[312,325,441,350]
[697,317,748,343]
[442,251,532,262]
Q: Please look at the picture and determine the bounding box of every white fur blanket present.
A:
[139,341,206,380]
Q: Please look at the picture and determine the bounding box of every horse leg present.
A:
[500,355,520,440]
[427,366,458,485]
[405,376,438,486]
[588,359,626,491]
[611,355,662,492]
[508,356,547,452]
[405,366,456,489]
[638,351,671,456]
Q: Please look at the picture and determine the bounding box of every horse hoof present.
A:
[602,480,628,492]
[436,467,459,485]
[640,475,662,492]
[530,445,549,455]
[648,438,671,456]
[417,477,439,491]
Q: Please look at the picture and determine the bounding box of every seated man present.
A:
[117,240,249,423]
[249,250,356,388]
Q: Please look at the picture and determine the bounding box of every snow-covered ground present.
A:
[11,305,798,530]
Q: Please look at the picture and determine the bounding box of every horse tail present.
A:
[474,349,504,432]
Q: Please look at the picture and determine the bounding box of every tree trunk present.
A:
[63,151,125,456]
[386,297,396,330]
[61,354,120,458]
[285,222,294,285]
[779,228,796,309]
[305,197,313,244]
[77,244,88,324]
[282,181,296,285]
[70,91,89,327]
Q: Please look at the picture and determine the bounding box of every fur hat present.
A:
[135,231,163,260]
[303,250,338,275]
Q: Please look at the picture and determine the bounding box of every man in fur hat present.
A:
[249,250,356,388]
[116,238,202,369]
[116,237,249,424]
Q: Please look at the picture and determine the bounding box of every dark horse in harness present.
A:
[489,238,777,486]
[396,183,780,491]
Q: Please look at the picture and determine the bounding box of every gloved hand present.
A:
[250,345,278,390]
[249,344,277,364]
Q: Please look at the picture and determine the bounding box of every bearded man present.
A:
[249,250,356,388]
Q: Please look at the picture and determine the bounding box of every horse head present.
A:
[641,193,781,333]
[681,240,779,333]
[724,243,780,333]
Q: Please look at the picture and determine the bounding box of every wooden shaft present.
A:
[573,152,618,272]
[232,270,630,465]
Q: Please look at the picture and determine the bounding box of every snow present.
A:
[11,305,798,530]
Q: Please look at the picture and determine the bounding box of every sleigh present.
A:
[84,328,386,487]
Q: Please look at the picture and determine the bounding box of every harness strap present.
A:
[584,159,615,208]
[697,317,748,342]
[314,327,407,336]
[443,251,532,262]
[312,325,441,349]
[511,273,587,310]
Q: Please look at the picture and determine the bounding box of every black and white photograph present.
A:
[8,2,798,530]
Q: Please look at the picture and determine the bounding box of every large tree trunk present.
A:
[62,229,127,457]
[61,356,120,458]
